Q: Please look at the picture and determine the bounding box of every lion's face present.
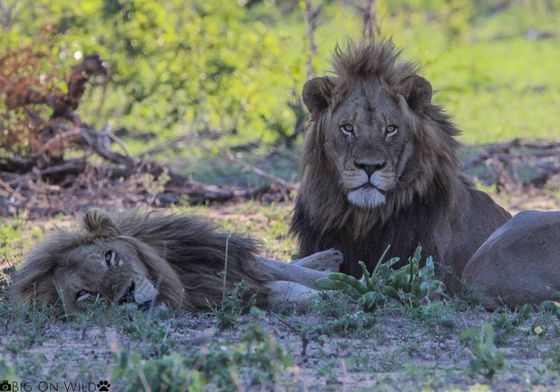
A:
[54,239,158,313]
[322,79,415,208]
[9,209,181,314]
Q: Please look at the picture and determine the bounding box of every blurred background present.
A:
[1,0,560,214]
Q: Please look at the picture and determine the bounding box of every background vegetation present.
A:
[2,0,559,160]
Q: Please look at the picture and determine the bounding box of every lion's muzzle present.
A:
[342,166,395,209]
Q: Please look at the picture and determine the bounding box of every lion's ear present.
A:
[83,208,119,237]
[397,75,432,111]
[302,77,334,118]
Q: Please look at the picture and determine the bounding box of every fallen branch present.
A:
[224,151,296,190]
[137,130,221,159]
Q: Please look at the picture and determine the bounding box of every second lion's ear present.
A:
[397,75,432,112]
[302,77,334,119]
[83,208,119,237]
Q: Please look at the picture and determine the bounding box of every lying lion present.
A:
[291,40,511,294]
[10,209,342,314]
[463,210,560,309]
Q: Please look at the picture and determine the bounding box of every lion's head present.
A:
[10,208,269,314]
[10,209,185,313]
[296,40,460,232]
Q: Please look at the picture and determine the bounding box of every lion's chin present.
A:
[347,186,386,209]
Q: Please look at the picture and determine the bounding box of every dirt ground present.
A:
[1,193,560,391]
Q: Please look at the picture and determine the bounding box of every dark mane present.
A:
[292,40,470,280]
[333,40,416,87]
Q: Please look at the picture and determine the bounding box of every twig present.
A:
[222,233,231,304]
[0,177,15,194]
[360,0,379,40]
[273,314,310,357]
[224,151,296,190]
[136,130,220,159]
[302,0,321,79]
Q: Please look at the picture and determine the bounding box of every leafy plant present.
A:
[317,246,445,312]
[541,300,560,319]
[215,280,256,329]
[112,323,291,391]
[546,346,560,373]
[0,357,18,383]
[112,352,202,392]
[311,310,377,336]
[491,304,531,345]
[461,323,505,379]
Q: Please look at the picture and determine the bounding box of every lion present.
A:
[291,40,511,293]
[462,210,560,309]
[10,209,342,314]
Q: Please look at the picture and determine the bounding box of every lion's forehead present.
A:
[65,239,135,262]
[334,88,401,125]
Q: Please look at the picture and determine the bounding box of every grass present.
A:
[1,200,560,389]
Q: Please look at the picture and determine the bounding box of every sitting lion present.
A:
[10,209,342,314]
[291,40,511,293]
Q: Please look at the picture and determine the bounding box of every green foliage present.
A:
[461,323,505,379]
[112,352,202,392]
[312,310,377,336]
[0,213,26,263]
[0,357,18,383]
[112,323,291,391]
[215,280,256,330]
[408,301,456,330]
[491,305,531,345]
[120,311,176,357]
[0,300,58,353]
[541,300,560,318]
[317,246,445,312]
[2,0,559,155]
[546,346,560,373]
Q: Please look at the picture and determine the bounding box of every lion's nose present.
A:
[354,160,386,176]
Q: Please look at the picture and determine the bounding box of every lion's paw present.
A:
[293,248,343,272]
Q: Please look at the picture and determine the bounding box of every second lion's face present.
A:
[53,239,158,313]
[324,79,415,209]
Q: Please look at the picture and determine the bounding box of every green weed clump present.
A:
[112,323,291,391]
[312,311,377,336]
[317,246,445,312]
[215,281,256,330]
[0,358,18,383]
[546,346,560,373]
[461,323,505,379]
[491,305,531,345]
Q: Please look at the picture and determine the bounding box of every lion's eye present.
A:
[385,125,398,137]
[104,250,119,267]
[339,123,354,136]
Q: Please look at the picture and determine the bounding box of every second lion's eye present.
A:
[104,250,119,267]
[339,123,354,135]
[385,124,399,137]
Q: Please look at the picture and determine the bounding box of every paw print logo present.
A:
[97,380,111,392]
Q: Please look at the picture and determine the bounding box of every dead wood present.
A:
[0,52,294,216]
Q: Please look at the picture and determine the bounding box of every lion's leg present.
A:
[264,281,318,313]
[290,249,343,272]
[256,257,328,288]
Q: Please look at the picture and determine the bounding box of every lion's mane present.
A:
[11,210,271,310]
[291,41,510,290]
